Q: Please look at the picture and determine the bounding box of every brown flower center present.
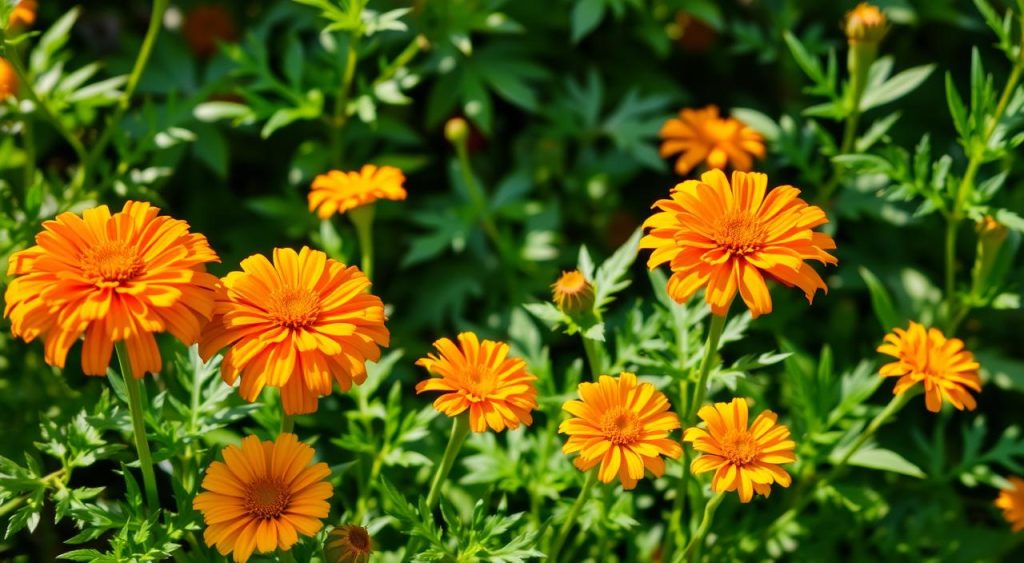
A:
[713,211,767,255]
[267,287,322,329]
[600,408,642,445]
[347,526,371,552]
[720,430,760,466]
[244,479,291,520]
[462,366,496,402]
[81,241,145,284]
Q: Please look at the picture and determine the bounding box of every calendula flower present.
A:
[8,0,36,28]
[4,201,219,377]
[325,524,374,563]
[0,58,16,100]
[559,372,682,490]
[996,477,1024,532]
[416,332,538,433]
[199,246,389,415]
[659,105,765,176]
[308,165,407,219]
[845,3,887,44]
[877,322,981,413]
[552,270,595,315]
[183,5,238,58]
[193,433,333,563]
[684,398,795,503]
[640,169,837,318]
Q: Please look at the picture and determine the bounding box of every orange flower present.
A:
[324,524,374,563]
[659,105,764,176]
[640,169,837,318]
[199,247,389,415]
[308,165,407,219]
[182,5,238,58]
[0,58,16,100]
[683,398,795,503]
[559,372,682,490]
[8,0,36,29]
[551,270,595,315]
[845,3,887,44]
[415,332,538,433]
[193,433,333,563]
[996,477,1024,532]
[4,201,219,377]
[877,321,981,413]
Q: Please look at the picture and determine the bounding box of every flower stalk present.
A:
[549,468,598,562]
[115,342,160,510]
[349,203,376,281]
[680,492,725,562]
[424,413,471,509]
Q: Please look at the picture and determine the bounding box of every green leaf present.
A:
[860,64,934,111]
[843,446,926,478]
[945,73,969,139]
[783,31,824,86]
[594,227,642,310]
[859,267,903,332]
[571,0,606,43]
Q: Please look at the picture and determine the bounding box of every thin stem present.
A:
[832,392,911,470]
[679,492,725,562]
[943,219,959,330]
[688,313,728,418]
[818,42,876,205]
[425,414,471,509]
[280,413,295,435]
[454,139,508,259]
[116,342,159,509]
[549,469,598,562]
[349,204,375,281]
[329,33,361,166]
[581,336,603,379]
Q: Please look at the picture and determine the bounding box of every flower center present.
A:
[713,211,767,255]
[244,479,291,520]
[80,241,145,284]
[720,430,760,466]
[267,288,322,329]
[462,366,496,402]
[347,527,371,551]
[599,408,642,445]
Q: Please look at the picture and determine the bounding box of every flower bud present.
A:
[552,270,596,316]
[8,0,37,30]
[972,215,1011,298]
[325,524,373,563]
[845,3,887,45]
[445,117,469,145]
[0,58,17,101]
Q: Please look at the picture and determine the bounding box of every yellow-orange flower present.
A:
[416,332,538,433]
[4,201,219,377]
[193,433,333,563]
[996,477,1024,532]
[559,372,682,490]
[0,58,16,100]
[551,270,595,314]
[684,398,795,503]
[325,524,374,563]
[8,0,36,29]
[877,321,981,413]
[308,165,407,219]
[845,3,887,44]
[199,246,389,415]
[640,169,837,318]
[659,105,765,176]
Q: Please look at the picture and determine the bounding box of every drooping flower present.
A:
[182,5,238,59]
[325,524,374,563]
[193,433,333,563]
[877,321,981,413]
[199,246,389,415]
[416,332,538,433]
[996,477,1024,532]
[845,3,887,44]
[551,270,595,315]
[683,398,795,503]
[0,58,17,100]
[659,105,765,176]
[8,0,36,29]
[308,164,407,219]
[4,201,219,377]
[640,169,837,318]
[559,372,682,490]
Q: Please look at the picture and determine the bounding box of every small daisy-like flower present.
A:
[996,477,1024,532]
[0,58,16,100]
[325,524,374,563]
[199,246,389,415]
[183,5,238,58]
[559,372,682,490]
[9,0,37,29]
[551,270,595,315]
[659,105,765,176]
[640,169,837,318]
[845,3,887,44]
[684,398,795,503]
[416,332,538,433]
[308,164,407,219]
[4,201,219,377]
[877,321,981,413]
[193,433,333,563]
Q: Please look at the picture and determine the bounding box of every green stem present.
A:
[581,336,604,379]
[329,33,361,166]
[280,413,295,435]
[277,547,299,563]
[549,469,598,563]
[454,139,505,256]
[425,414,471,509]
[116,342,159,509]
[943,218,960,331]
[349,204,375,281]
[679,493,725,563]
[688,313,728,417]
[0,468,68,518]
[832,392,911,470]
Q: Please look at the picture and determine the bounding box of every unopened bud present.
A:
[845,3,887,45]
[552,270,596,316]
[445,117,469,145]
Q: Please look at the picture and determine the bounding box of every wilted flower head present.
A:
[845,3,887,44]
[659,105,764,176]
[0,58,15,100]
[308,164,407,219]
[325,524,374,563]
[552,270,595,315]
[877,321,981,412]
[996,477,1024,532]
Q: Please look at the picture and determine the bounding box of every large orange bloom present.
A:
[199,247,389,415]
[193,433,333,563]
[0,58,16,100]
[996,477,1024,532]
[684,398,795,503]
[308,164,407,219]
[4,201,219,377]
[659,105,765,176]
[415,332,538,433]
[877,321,981,413]
[559,372,682,490]
[9,0,36,29]
[640,169,837,318]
